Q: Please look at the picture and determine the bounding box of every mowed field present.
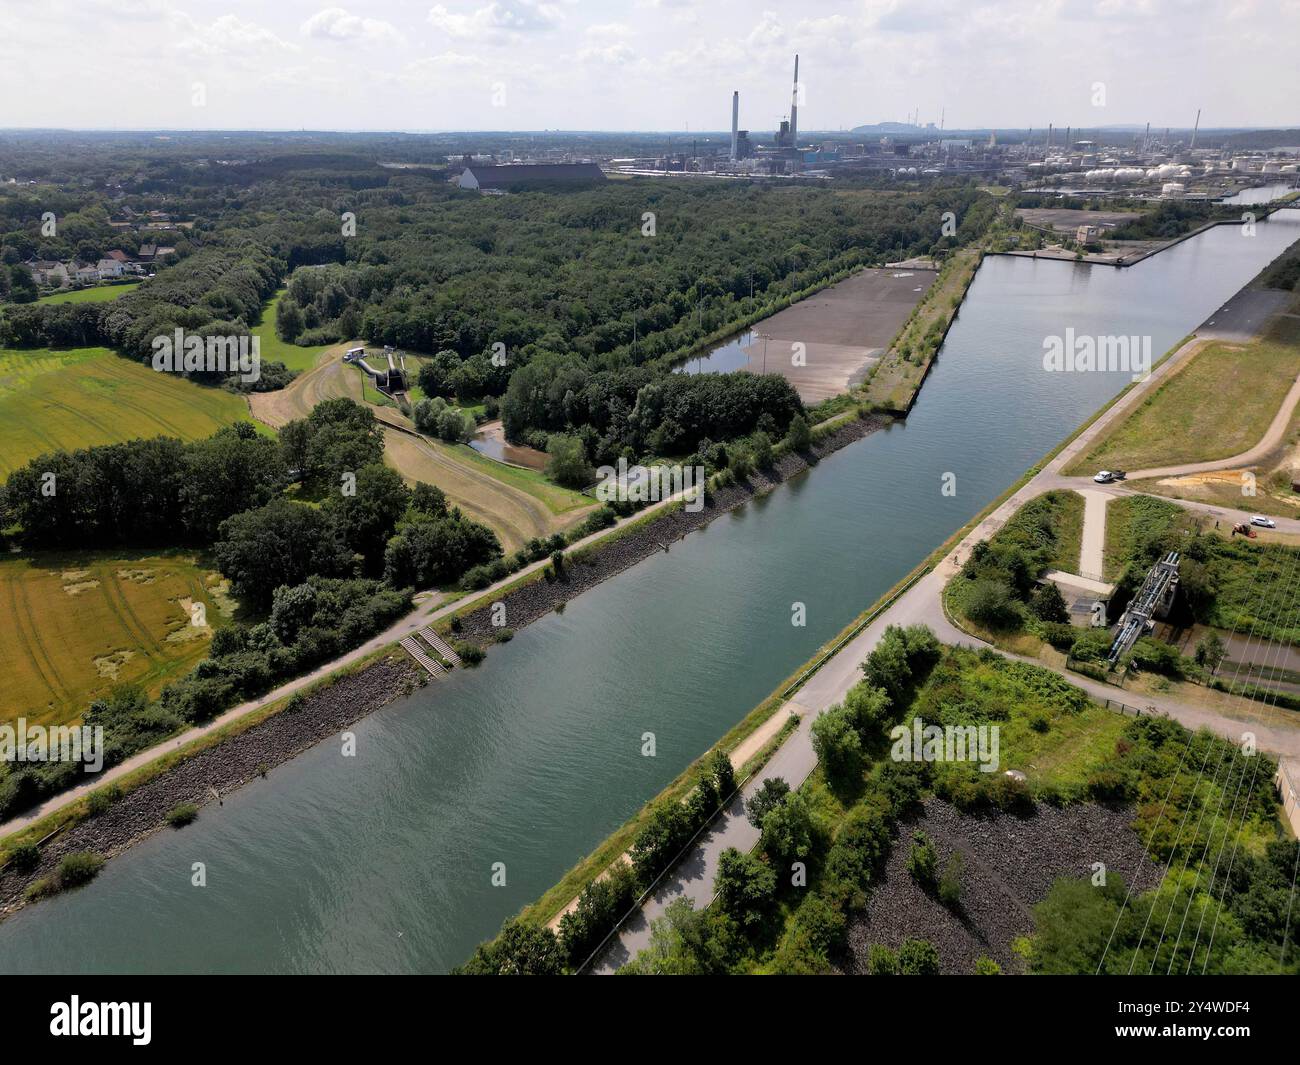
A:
[252,290,334,372]
[249,353,594,551]
[37,282,142,305]
[0,347,251,478]
[1066,308,1300,475]
[0,552,230,729]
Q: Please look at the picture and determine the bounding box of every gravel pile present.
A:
[844,797,1162,975]
[0,658,417,916]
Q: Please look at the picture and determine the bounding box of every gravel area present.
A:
[0,657,418,917]
[844,796,1162,975]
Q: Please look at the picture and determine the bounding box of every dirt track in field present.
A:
[248,354,576,553]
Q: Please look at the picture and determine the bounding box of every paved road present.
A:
[591,282,1300,973]
[1077,488,1111,579]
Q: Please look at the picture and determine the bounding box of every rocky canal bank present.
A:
[0,658,417,918]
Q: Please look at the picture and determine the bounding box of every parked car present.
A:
[1251,515,1277,529]
[1094,470,1115,483]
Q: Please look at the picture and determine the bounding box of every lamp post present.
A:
[757,332,771,373]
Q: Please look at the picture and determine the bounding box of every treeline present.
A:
[503,361,803,462]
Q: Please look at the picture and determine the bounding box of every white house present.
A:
[74,263,99,283]
[97,258,124,279]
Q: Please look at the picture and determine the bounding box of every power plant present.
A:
[730,90,739,162]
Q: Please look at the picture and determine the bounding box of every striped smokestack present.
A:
[731,91,739,161]
[790,54,799,147]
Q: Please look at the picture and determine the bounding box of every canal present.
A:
[2,211,1297,974]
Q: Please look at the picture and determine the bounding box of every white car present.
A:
[1094,470,1115,483]
[1250,515,1277,529]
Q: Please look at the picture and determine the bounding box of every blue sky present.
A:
[1,0,1296,131]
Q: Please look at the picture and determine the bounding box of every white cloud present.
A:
[578,41,636,65]
[174,14,297,58]
[427,0,562,42]
[301,8,400,44]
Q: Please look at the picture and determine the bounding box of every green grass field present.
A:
[0,347,252,477]
[0,551,231,728]
[1066,311,1300,474]
[252,290,333,372]
[37,282,141,305]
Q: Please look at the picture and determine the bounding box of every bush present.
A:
[745,777,791,828]
[713,848,777,929]
[1127,637,1184,678]
[868,943,899,975]
[1069,627,1114,663]
[453,641,485,666]
[55,851,104,890]
[165,802,199,828]
[6,841,40,874]
[907,831,938,890]
[784,413,812,451]
[964,579,1024,629]
[1040,621,1078,653]
[938,851,964,909]
[558,861,638,967]
[86,785,120,816]
[1030,582,1069,623]
[897,937,940,974]
[545,434,594,488]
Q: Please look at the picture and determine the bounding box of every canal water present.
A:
[1217,182,1298,204]
[3,211,1298,974]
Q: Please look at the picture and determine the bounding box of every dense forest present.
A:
[1,140,998,463]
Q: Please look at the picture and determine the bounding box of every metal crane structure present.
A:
[1107,551,1180,667]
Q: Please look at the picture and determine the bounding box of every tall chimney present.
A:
[790,54,799,148]
[1190,108,1201,150]
[731,91,739,161]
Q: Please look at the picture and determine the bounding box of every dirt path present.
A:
[381,429,557,553]
[247,353,571,553]
[1077,488,1110,581]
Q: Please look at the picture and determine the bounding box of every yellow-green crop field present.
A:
[0,551,232,728]
[0,347,251,477]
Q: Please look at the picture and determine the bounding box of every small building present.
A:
[457,163,606,192]
[1075,224,1105,244]
[97,258,124,279]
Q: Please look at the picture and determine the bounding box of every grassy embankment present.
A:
[858,246,982,413]
[0,552,230,730]
[1066,308,1300,477]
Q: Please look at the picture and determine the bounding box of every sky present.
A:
[0,0,1297,133]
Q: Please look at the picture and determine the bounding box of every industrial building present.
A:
[457,163,606,192]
